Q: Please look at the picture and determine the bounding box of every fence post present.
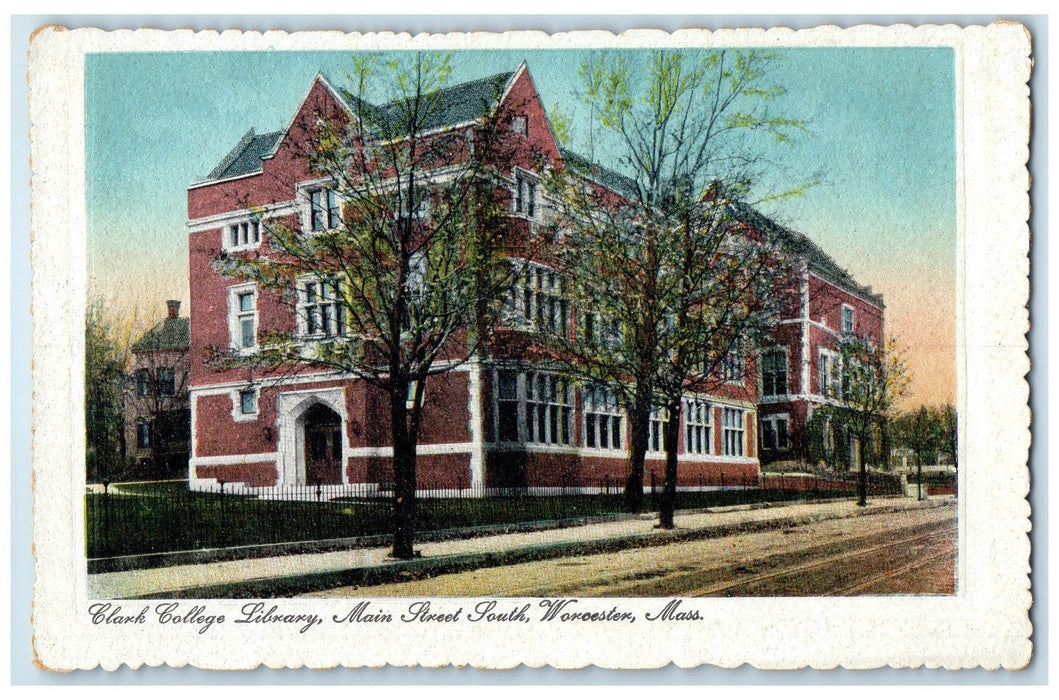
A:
[101,481,109,558]
[218,480,226,548]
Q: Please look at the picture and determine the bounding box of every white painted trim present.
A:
[800,263,811,398]
[190,452,278,468]
[188,360,471,394]
[275,386,349,487]
[187,201,298,234]
[230,386,260,423]
[226,282,258,356]
[466,356,486,488]
[345,442,475,458]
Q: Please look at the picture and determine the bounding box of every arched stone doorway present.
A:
[300,403,344,485]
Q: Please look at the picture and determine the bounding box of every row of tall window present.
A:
[494,369,748,457]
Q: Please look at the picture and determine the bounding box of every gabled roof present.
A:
[206,128,284,181]
[729,202,884,307]
[132,318,190,353]
[559,147,640,201]
[202,71,516,184]
[337,70,515,134]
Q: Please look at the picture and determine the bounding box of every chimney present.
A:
[167,300,181,319]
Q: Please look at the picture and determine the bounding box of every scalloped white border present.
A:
[28,23,1031,671]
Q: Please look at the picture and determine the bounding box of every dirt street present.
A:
[305,502,956,598]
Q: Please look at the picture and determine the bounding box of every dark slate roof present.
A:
[132,318,190,353]
[338,71,514,134]
[206,128,284,181]
[204,71,514,183]
[729,202,884,307]
[559,147,640,201]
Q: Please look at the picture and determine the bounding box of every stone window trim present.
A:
[760,346,790,398]
[223,217,262,252]
[227,282,258,355]
[511,168,541,221]
[296,276,347,340]
[760,412,791,452]
[841,304,856,335]
[297,181,343,234]
[684,396,712,455]
[231,386,260,423]
[722,407,747,457]
[492,366,573,448]
[582,384,624,452]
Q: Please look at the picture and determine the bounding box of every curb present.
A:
[133,496,952,599]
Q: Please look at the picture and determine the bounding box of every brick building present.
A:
[125,300,191,477]
[185,63,880,494]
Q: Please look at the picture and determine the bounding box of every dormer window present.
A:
[309,187,341,232]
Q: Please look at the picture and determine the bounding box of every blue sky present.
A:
[85,47,956,405]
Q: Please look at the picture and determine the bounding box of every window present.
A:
[581,310,621,350]
[721,348,744,382]
[135,419,150,448]
[513,171,539,219]
[496,370,519,442]
[493,369,572,446]
[511,115,528,135]
[722,407,746,457]
[818,349,842,399]
[684,398,711,455]
[228,285,257,352]
[135,369,149,397]
[648,407,668,453]
[309,187,341,232]
[505,262,567,334]
[841,305,855,334]
[583,385,623,450]
[226,219,261,250]
[526,372,572,445]
[239,388,257,416]
[761,349,788,397]
[298,278,346,338]
[158,367,175,397]
[761,414,790,451]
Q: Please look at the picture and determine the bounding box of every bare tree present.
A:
[546,50,805,516]
[214,53,534,558]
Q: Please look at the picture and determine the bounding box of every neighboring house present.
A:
[185,63,876,494]
[125,300,191,478]
[742,207,886,467]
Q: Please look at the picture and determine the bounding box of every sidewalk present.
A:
[88,496,952,599]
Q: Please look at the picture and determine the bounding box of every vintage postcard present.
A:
[29,23,1031,671]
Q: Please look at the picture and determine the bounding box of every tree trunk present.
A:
[657,399,682,529]
[856,433,868,507]
[916,454,923,502]
[624,384,652,513]
[390,380,418,559]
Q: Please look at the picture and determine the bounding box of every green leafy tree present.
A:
[85,299,132,482]
[545,50,805,519]
[829,336,910,506]
[215,53,533,558]
[892,405,943,500]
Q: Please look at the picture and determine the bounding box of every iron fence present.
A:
[85,472,896,561]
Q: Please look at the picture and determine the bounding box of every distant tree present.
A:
[828,335,910,506]
[940,403,958,471]
[85,299,132,482]
[892,405,943,500]
[214,53,532,559]
[546,49,805,519]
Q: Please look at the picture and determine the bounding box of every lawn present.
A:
[85,481,860,559]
